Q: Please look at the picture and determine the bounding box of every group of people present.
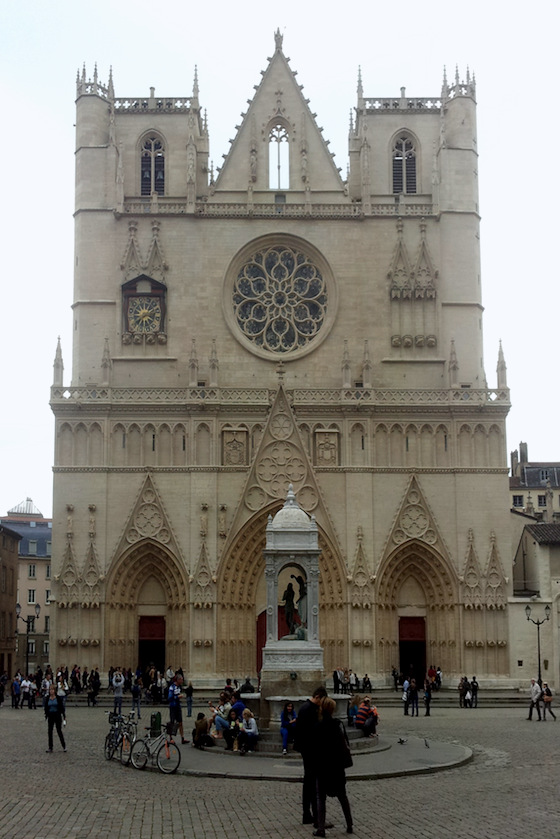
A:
[332,668,372,694]
[528,678,556,721]
[190,679,258,754]
[457,676,479,708]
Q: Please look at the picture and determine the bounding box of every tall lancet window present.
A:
[392,134,417,194]
[269,124,290,189]
[141,136,165,196]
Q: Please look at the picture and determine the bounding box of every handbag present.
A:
[401,690,408,702]
[543,695,552,703]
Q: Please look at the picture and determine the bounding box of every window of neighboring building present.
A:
[27,589,36,604]
[141,136,165,196]
[392,134,417,194]
[28,541,37,556]
[44,615,50,633]
[43,641,49,656]
[512,495,524,508]
[45,590,51,605]
[46,542,52,557]
[46,564,51,580]
[28,617,35,633]
[269,123,290,190]
[27,640,36,655]
[540,470,550,482]
[1,565,6,592]
[538,495,547,507]
[28,564,36,578]
[0,611,5,639]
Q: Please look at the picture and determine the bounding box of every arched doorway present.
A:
[376,540,460,682]
[104,539,189,673]
[216,505,347,678]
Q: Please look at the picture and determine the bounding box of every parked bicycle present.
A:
[130,720,181,774]
[104,711,137,765]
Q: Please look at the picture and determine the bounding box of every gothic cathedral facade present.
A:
[50,33,513,685]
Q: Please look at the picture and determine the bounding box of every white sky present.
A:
[1,1,558,518]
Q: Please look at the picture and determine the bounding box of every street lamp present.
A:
[15,602,41,677]
[525,603,551,686]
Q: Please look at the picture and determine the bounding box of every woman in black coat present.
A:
[44,685,66,752]
[312,697,353,836]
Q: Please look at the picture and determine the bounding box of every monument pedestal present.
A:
[259,639,324,727]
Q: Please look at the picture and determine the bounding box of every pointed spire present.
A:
[357,66,363,100]
[189,339,199,387]
[342,340,351,389]
[93,62,98,89]
[449,339,459,387]
[209,339,219,387]
[193,65,199,99]
[274,28,283,52]
[349,108,354,133]
[107,66,114,99]
[53,337,64,387]
[496,340,507,389]
[455,64,460,85]
[101,338,112,386]
[362,340,372,389]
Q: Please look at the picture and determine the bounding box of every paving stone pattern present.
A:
[0,703,558,838]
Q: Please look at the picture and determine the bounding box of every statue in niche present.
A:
[281,582,296,635]
[291,573,307,627]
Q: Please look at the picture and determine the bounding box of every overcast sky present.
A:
[1,1,557,518]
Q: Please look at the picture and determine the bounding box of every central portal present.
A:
[138,616,166,673]
[399,616,426,685]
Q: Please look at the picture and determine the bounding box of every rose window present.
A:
[232,245,328,353]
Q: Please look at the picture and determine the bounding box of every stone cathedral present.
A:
[50,32,514,686]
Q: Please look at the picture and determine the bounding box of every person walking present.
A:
[527,678,542,721]
[312,696,353,837]
[168,673,188,744]
[542,683,556,721]
[408,678,419,717]
[185,681,194,718]
[471,676,479,708]
[44,685,66,753]
[424,678,432,716]
[294,686,328,828]
[112,667,125,715]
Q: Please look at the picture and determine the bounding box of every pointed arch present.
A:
[215,501,348,677]
[104,538,190,671]
[139,132,166,196]
[376,539,461,678]
[391,130,419,194]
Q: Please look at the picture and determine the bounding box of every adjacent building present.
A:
[0,523,20,676]
[1,499,52,675]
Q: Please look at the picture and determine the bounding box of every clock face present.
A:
[127,296,162,333]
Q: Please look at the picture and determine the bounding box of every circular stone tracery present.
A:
[226,238,335,359]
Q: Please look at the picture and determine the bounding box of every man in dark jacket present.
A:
[294,686,328,826]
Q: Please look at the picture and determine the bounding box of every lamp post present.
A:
[525,603,551,686]
[15,602,41,677]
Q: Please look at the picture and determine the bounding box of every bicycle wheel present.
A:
[156,740,181,774]
[130,739,149,770]
[120,732,132,766]
[104,732,117,761]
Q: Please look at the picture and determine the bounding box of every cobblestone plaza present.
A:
[1,702,558,838]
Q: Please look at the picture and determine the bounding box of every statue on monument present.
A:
[281,582,296,635]
[291,573,308,628]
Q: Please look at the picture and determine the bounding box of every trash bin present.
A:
[150,711,162,737]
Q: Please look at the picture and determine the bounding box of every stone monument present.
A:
[259,485,325,724]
